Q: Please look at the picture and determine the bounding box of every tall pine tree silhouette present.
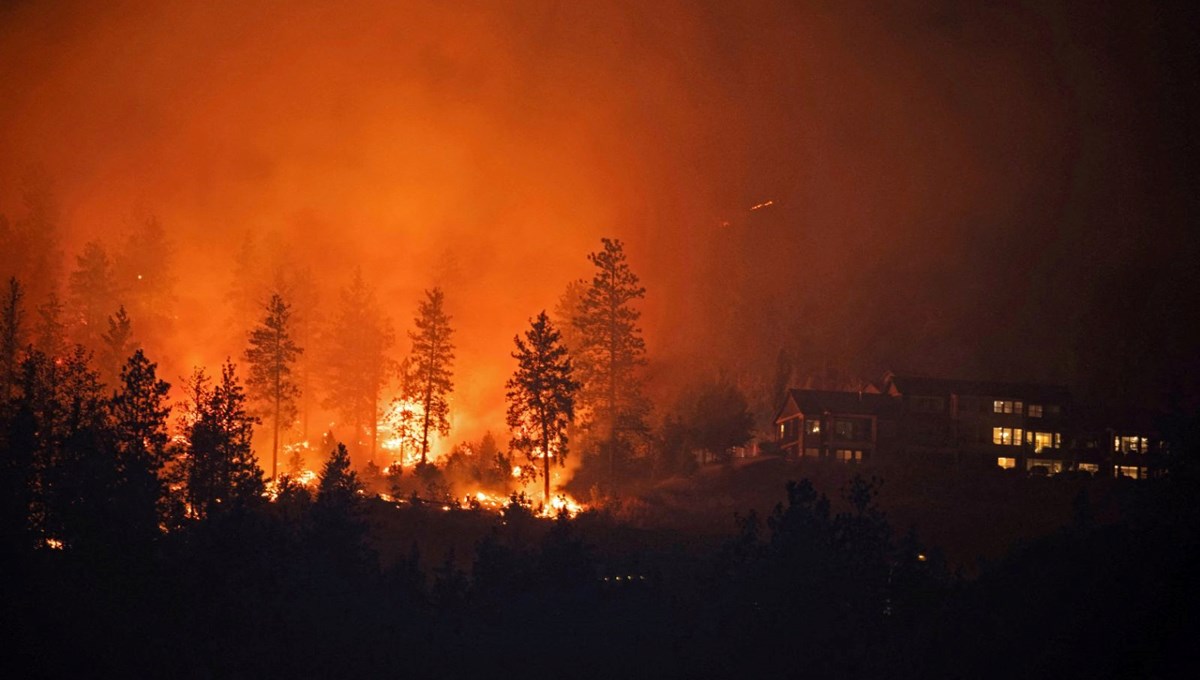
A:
[407,288,454,466]
[182,361,263,519]
[322,268,394,466]
[244,293,303,479]
[506,312,578,504]
[572,238,648,486]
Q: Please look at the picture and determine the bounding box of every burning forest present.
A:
[2,1,1199,678]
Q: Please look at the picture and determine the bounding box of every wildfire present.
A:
[460,488,585,519]
[264,467,320,501]
[379,397,437,468]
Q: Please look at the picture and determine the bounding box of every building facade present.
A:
[774,372,1166,477]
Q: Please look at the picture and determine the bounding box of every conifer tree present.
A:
[407,288,454,465]
[506,312,579,504]
[572,238,649,485]
[312,442,369,572]
[1,278,24,397]
[183,361,263,519]
[34,292,67,360]
[109,349,172,545]
[67,241,120,349]
[115,216,176,353]
[99,305,134,386]
[244,293,303,479]
[321,268,394,466]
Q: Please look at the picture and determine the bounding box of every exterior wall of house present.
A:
[774,378,1161,477]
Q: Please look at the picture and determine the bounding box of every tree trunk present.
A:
[421,386,431,466]
[543,430,551,505]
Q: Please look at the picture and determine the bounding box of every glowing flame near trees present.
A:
[380,396,430,469]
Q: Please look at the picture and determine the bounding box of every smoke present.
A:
[2,0,1197,443]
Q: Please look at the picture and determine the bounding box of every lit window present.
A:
[1115,436,1147,454]
[993,400,1024,415]
[1114,465,1143,479]
[997,457,1016,469]
[1028,404,1043,418]
[835,449,863,462]
[1078,463,1099,474]
[1027,460,1062,474]
[806,420,821,435]
[992,427,1022,446]
[1031,432,1057,451]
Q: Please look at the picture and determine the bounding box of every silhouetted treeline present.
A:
[1,284,1197,678]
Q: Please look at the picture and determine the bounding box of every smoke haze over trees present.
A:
[2,0,1197,443]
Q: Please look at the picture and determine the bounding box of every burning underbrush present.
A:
[270,433,589,521]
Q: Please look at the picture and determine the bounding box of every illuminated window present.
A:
[1028,404,1043,418]
[1029,431,1058,451]
[1114,465,1143,479]
[1027,460,1063,474]
[997,457,1016,470]
[835,449,863,462]
[993,400,1024,415]
[992,427,1023,446]
[1115,436,1148,454]
[1078,463,1099,474]
[805,420,821,435]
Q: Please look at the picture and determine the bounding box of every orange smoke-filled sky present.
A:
[2,0,1198,441]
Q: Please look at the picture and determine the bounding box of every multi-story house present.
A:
[879,373,1072,471]
[774,389,897,462]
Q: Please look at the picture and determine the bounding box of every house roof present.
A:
[776,389,897,423]
[884,373,1071,404]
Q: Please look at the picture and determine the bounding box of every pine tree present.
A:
[22,346,117,553]
[407,288,454,465]
[321,268,394,466]
[312,442,369,572]
[34,292,67,360]
[115,215,176,354]
[1,278,25,397]
[4,169,64,307]
[183,361,264,519]
[67,241,120,350]
[506,312,579,504]
[244,293,303,479]
[99,305,134,387]
[572,238,649,485]
[109,349,172,545]
[316,442,362,509]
